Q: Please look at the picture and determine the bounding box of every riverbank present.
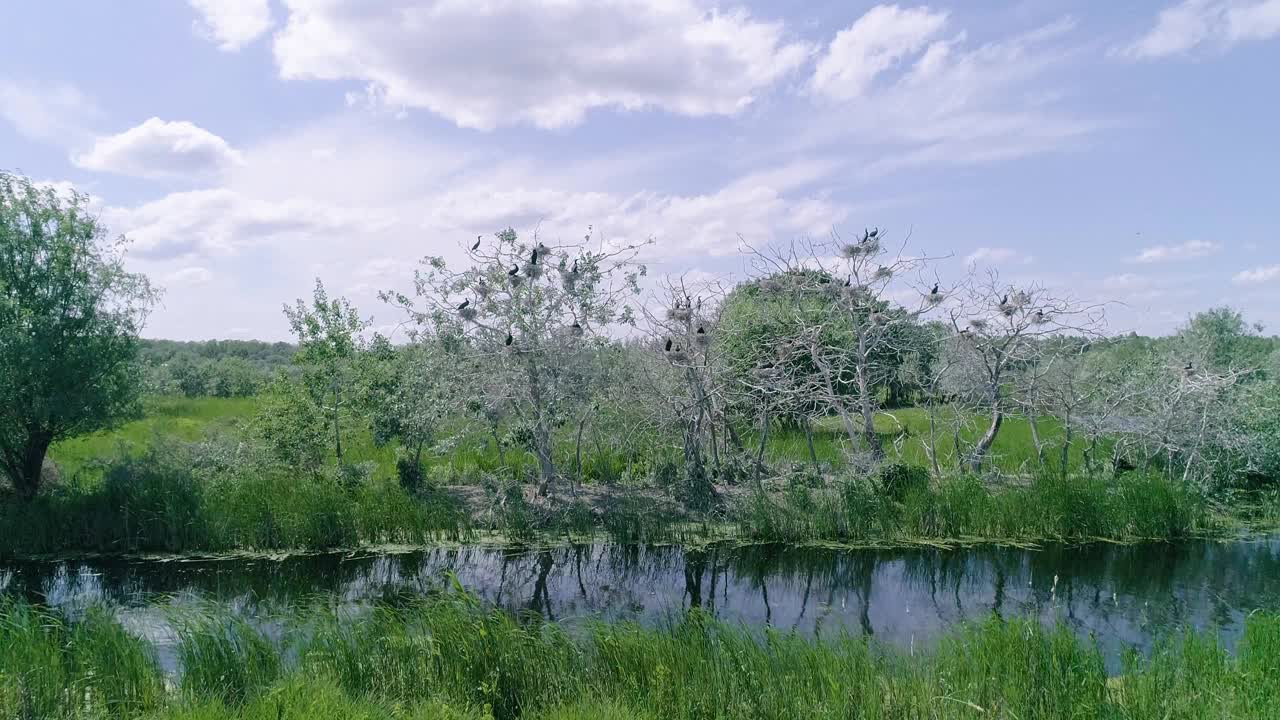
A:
[3,589,1278,719]
[3,465,1278,560]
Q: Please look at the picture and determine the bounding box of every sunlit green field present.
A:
[51,396,1101,486]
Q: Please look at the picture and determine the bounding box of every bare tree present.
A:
[387,228,646,495]
[743,230,946,465]
[943,271,1105,473]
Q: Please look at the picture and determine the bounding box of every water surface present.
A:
[3,538,1278,672]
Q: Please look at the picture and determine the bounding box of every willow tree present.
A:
[388,228,645,494]
[0,174,155,500]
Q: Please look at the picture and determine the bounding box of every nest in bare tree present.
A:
[1012,291,1031,307]
[1033,310,1050,325]
[667,348,690,363]
[693,331,711,347]
[475,282,491,299]
[840,238,881,258]
[869,312,887,325]
[925,293,944,306]
[458,307,478,322]
[998,303,1016,317]
[969,318,989,331]
[873,266,893,281]
[667,306,692,322]
[523,263,544,280]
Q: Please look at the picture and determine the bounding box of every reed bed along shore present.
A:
[2,591,1279,719]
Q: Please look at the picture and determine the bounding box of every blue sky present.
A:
[1,0,1277,340]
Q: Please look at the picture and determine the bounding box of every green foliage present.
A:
[4,595,1280,720]
[0,173,156,500]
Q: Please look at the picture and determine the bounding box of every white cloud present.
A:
[104,189,393,260]
[189,0,273,51]
[164,266,214,287]
[1233,264,1280,285]
[787,12,1092,176]
[75,118,244,179]
[0,79,95,144]
[810,4,949,102]
[1130,240,1221,263]
[965,246,1034,266]
[1122,0,1280,59]
[271,0,811,129]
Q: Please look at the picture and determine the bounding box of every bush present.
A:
[875,462,930,501]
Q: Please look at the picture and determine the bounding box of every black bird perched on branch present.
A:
[930,283,939,295]
[471,235,481,251]
[457,299,470,311]
[570,259,578,274]
[844,276,852,287]
[1184,361,1194,372]
[530,247,539,265]
[508,265,519,277]
[1000,294,1009,305]
[505,333,514,346]
[696,326,705,334]
[664,338,673,352]
[571,322,582,333]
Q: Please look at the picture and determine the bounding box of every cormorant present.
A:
[505,333,514,346]
[508,265,519,277]
[457,299,470,311]
[664,338,673,352]
[531,247,539,265]
[930,283,939,295]
[471,236,482,251]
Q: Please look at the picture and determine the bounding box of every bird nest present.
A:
[969,318,989,331]
[840,239,881,258]
[873,266,893,281]
[667,307,692,322]
[522,263,544,280]
[925,293,944,306]
[458,307,478,322]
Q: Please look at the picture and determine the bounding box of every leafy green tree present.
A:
[0,174,156,499]
[283,279,367,462]
[169,354,211,397]
[254,373,329,473]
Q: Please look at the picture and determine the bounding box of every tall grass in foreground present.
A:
[2,594,1279,719]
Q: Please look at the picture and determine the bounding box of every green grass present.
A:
[6,394,1270,557]
[50,397,259,481]
[2,593,1279,719]
[736,470,1214,544]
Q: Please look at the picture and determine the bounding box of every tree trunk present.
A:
[855,332,884,461]
[1059,418,1073,480]
[925,403,943,480]
[534,421,556,496]
[754,402,771,490]
[1027,410,1045,469]
[12,431,53,502]
[804,418,819,472]
[573,413,589,494]
[333,383,343,462]
[968,402,1003,474]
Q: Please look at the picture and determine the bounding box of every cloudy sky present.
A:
[2,0,1277,340]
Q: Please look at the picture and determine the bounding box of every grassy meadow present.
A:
[2,591,1279,720]
[0,393,1265,558]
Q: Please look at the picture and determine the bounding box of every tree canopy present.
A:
[0,173,156,499]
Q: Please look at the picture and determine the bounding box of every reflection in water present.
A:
[3,538,1279,670]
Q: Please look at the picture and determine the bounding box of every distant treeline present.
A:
[139,339,297,397]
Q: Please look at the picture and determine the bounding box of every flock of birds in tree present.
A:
[456,237,589,348]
